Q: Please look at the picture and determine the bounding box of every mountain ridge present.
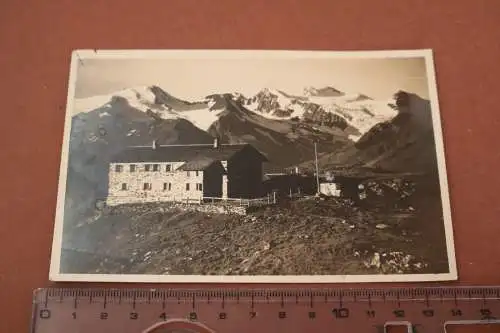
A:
[298,91,438,174]
[63,85,440,231]
[73,85,399,139]
[70,85,436,175]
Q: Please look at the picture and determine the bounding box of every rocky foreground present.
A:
[61,184,449,276]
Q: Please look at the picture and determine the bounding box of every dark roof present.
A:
[111,143,268,163]
[177,158,220,171]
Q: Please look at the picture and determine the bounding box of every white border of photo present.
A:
[49,49,457,283]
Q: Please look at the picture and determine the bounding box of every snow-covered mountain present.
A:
[70,85,356,172]
[299,91,438,174]
[244,88,308,119]
[304,86,345,97]
[70,85,432,173]
[243,87,397,140]
[73,86,223,131]
[73,85,398,141]
[313,96,399,139]
[73,86,157,115]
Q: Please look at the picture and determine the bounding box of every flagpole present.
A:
[314,142,320,194]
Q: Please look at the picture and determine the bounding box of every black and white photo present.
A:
[49,49,456,282]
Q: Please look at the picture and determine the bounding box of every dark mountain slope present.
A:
[299,91,439,174]
[64,101,213,228]
[207,97,351,169]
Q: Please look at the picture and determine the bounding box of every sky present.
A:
[73,55,430,101]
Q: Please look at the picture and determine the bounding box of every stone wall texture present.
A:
[169,202,247,216]
[107,162,204,205]
[109,201,248,216]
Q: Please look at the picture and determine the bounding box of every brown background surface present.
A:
[1,0,500,332]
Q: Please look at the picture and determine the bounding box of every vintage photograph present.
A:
[49,49,457,282]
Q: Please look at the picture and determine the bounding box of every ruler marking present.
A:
[33,286,500,332]
[491,288,498,299]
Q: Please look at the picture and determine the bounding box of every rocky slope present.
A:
[60,190,449,276]
[206,95,350,167]
[299,91,440,174]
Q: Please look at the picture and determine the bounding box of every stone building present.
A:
[106,139,268,206]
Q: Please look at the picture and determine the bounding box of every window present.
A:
[115,165,123,172]
[195,171,199,177]
[153,164,159,171]
[186,171,191,177]
[186,183,190,191]
[145,164,151,172]
[143,183,152,190]
[121,183,128,190]
[196,183,203,191]
[163,182,172,191]
[165,164,172,172]
[129,164,136,172]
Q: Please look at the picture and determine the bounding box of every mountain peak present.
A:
[351,93,373,102]
[258,87,280,96]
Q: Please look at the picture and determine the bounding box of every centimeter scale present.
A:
[32,287,500,333]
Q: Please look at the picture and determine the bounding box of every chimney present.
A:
[152,140,158,150]
[213,137,219,149]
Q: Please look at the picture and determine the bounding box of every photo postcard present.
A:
[49,49,457,283]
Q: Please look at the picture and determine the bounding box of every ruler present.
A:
[32,287,500,333]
